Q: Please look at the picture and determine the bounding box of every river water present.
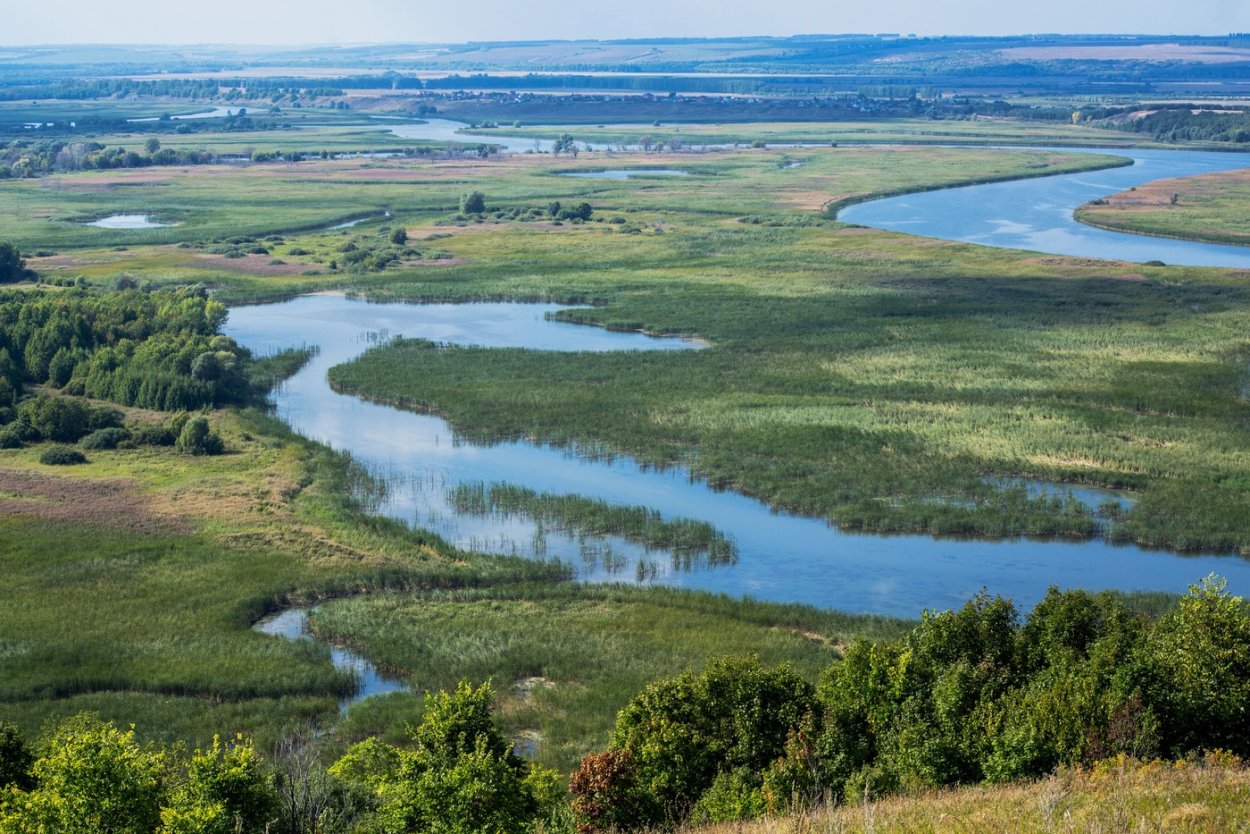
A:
[225,292,1250,619]
[840,146,1250,267]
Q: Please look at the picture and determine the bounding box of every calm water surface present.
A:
[253,607,407,712]
[86,214,175,229]
[225,294,1250,617]
[840,146,1250,267]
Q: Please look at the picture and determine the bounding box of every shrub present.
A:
[460,191,486,214]
[175,416,225,456]
[570,749,657,833]
[0,722,32,791]
[610,656,818,819]
[132,423,177,446]
[0,241,25,284]
[159,735,278,834]
[332,682,548,834]
[0,425,23,449]
[40,445,87,465]
[390,228,408,245]
[0,715,164,834]
[17,395,91,442]
[80,427,131,450]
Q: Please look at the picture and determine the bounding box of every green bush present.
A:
[0,722,32,791]
[331,682,554,834]
[0,715,164,834]
[0,241,25,284]
[39,444,88,465]
[159,735,278,834]
[175,416,225,456]
[17,395,91,442]
[132,423,177,446]
[80,427,131,450]
[610,656,818,821]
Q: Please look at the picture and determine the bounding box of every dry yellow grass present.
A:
[689,757,1250,834]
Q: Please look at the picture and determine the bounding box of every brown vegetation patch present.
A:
[0,467,189,534]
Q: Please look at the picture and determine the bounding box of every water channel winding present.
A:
[232,143,1250,705]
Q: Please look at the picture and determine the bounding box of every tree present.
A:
[1134,576,1250,756]
[331,682,556,834]
[553,134,576,156]
[0,723,32,792]
[175,416,225,456]
[459,191,486,214]
[144,137,161,155]
[159,735,278,834]
[0,242,24,284]
[569,750,656,834]
[0,715,165,834]
[390,228,408,246]
[610,657,818,821]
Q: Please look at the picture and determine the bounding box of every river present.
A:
[840,146,1250,267]
[225,292,1250,619]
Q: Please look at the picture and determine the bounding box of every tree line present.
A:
[0,580,1244,833]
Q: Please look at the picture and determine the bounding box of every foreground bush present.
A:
[331,682,562,834]
[38,444,87,465]
[0,717,278,834]
[175,416,225,456]
[579,578,1250,829]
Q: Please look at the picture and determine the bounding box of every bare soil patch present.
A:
[0,468,189,534]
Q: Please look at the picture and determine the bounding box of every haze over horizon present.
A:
[3,0,1249,48]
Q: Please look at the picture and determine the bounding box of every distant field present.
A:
[467,118,1160,148]
[1076,167,1250,246]
[1001,43,1250,64]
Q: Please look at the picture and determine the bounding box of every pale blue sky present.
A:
[3,0,1249,46]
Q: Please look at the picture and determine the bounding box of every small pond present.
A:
[85,214,176,230]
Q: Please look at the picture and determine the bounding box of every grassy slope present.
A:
[691,758,1250,834]
[1076,167,1250,246]
[0,405,561,748]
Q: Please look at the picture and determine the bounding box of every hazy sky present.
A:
[4,0,1250,46]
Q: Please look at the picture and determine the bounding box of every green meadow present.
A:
[1076,166,1250,246]
[1,125,1247,765]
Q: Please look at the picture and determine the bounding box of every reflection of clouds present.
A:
[986,219,1034,236]
[835,147,1250,269]
[226,294,1250,616]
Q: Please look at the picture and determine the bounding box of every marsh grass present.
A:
[449,481,737,565]
[308,584,911,772]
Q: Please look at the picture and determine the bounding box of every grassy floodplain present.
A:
[466,118,1171,148]
[1076,166,1250,246]
[1,127,1247,769]
[310,585,907,772]
[10,142,1250,552]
